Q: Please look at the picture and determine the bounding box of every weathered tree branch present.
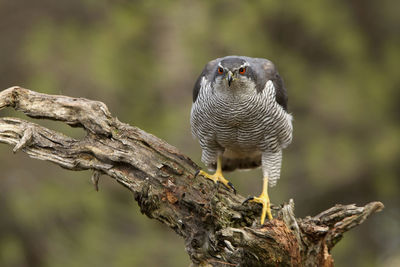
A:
[0,87,384,266]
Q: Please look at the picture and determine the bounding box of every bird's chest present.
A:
[214,97,253,127]
[222,105,249,127]
[212,96,264,149]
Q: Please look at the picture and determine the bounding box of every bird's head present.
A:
[214,56,256,94]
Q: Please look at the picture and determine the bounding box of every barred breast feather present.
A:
[191,75,293,186]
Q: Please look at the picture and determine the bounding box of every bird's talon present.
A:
[243,195,273,224]
[197,166,235,193]
[194,170,200,177]
[228,182,236,194]
[242,196,254,204]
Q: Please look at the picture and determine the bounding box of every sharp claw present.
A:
[242,196,254,204]
[228,182,236,194]
[194,170,200,177]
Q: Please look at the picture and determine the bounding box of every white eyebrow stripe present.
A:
[240,62,250,68]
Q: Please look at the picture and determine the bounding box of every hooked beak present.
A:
[227,71,233,86]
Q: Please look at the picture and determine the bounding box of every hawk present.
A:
[190,56,293,224]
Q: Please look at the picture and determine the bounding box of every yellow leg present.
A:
[196,156,236,193]
[243,176,272,225]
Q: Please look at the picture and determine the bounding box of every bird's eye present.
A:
[217,67,224,74]
[239,67,246,74]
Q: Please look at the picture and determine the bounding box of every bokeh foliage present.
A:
[0,0,399,266]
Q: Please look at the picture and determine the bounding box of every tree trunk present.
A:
[0,87,383,267]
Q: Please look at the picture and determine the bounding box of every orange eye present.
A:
[217,67,224,74]
[239,67,246,74]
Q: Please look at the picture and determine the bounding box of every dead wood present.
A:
[0,87,383,266]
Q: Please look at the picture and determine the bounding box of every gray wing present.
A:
[247,57,288,111]
[191,58,222,169]
[192,58,219,102]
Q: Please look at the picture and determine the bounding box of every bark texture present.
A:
[0,87,384,267]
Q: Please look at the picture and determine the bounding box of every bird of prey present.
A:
[190,56,293,224]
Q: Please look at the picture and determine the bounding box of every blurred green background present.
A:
[0,0,399,266]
